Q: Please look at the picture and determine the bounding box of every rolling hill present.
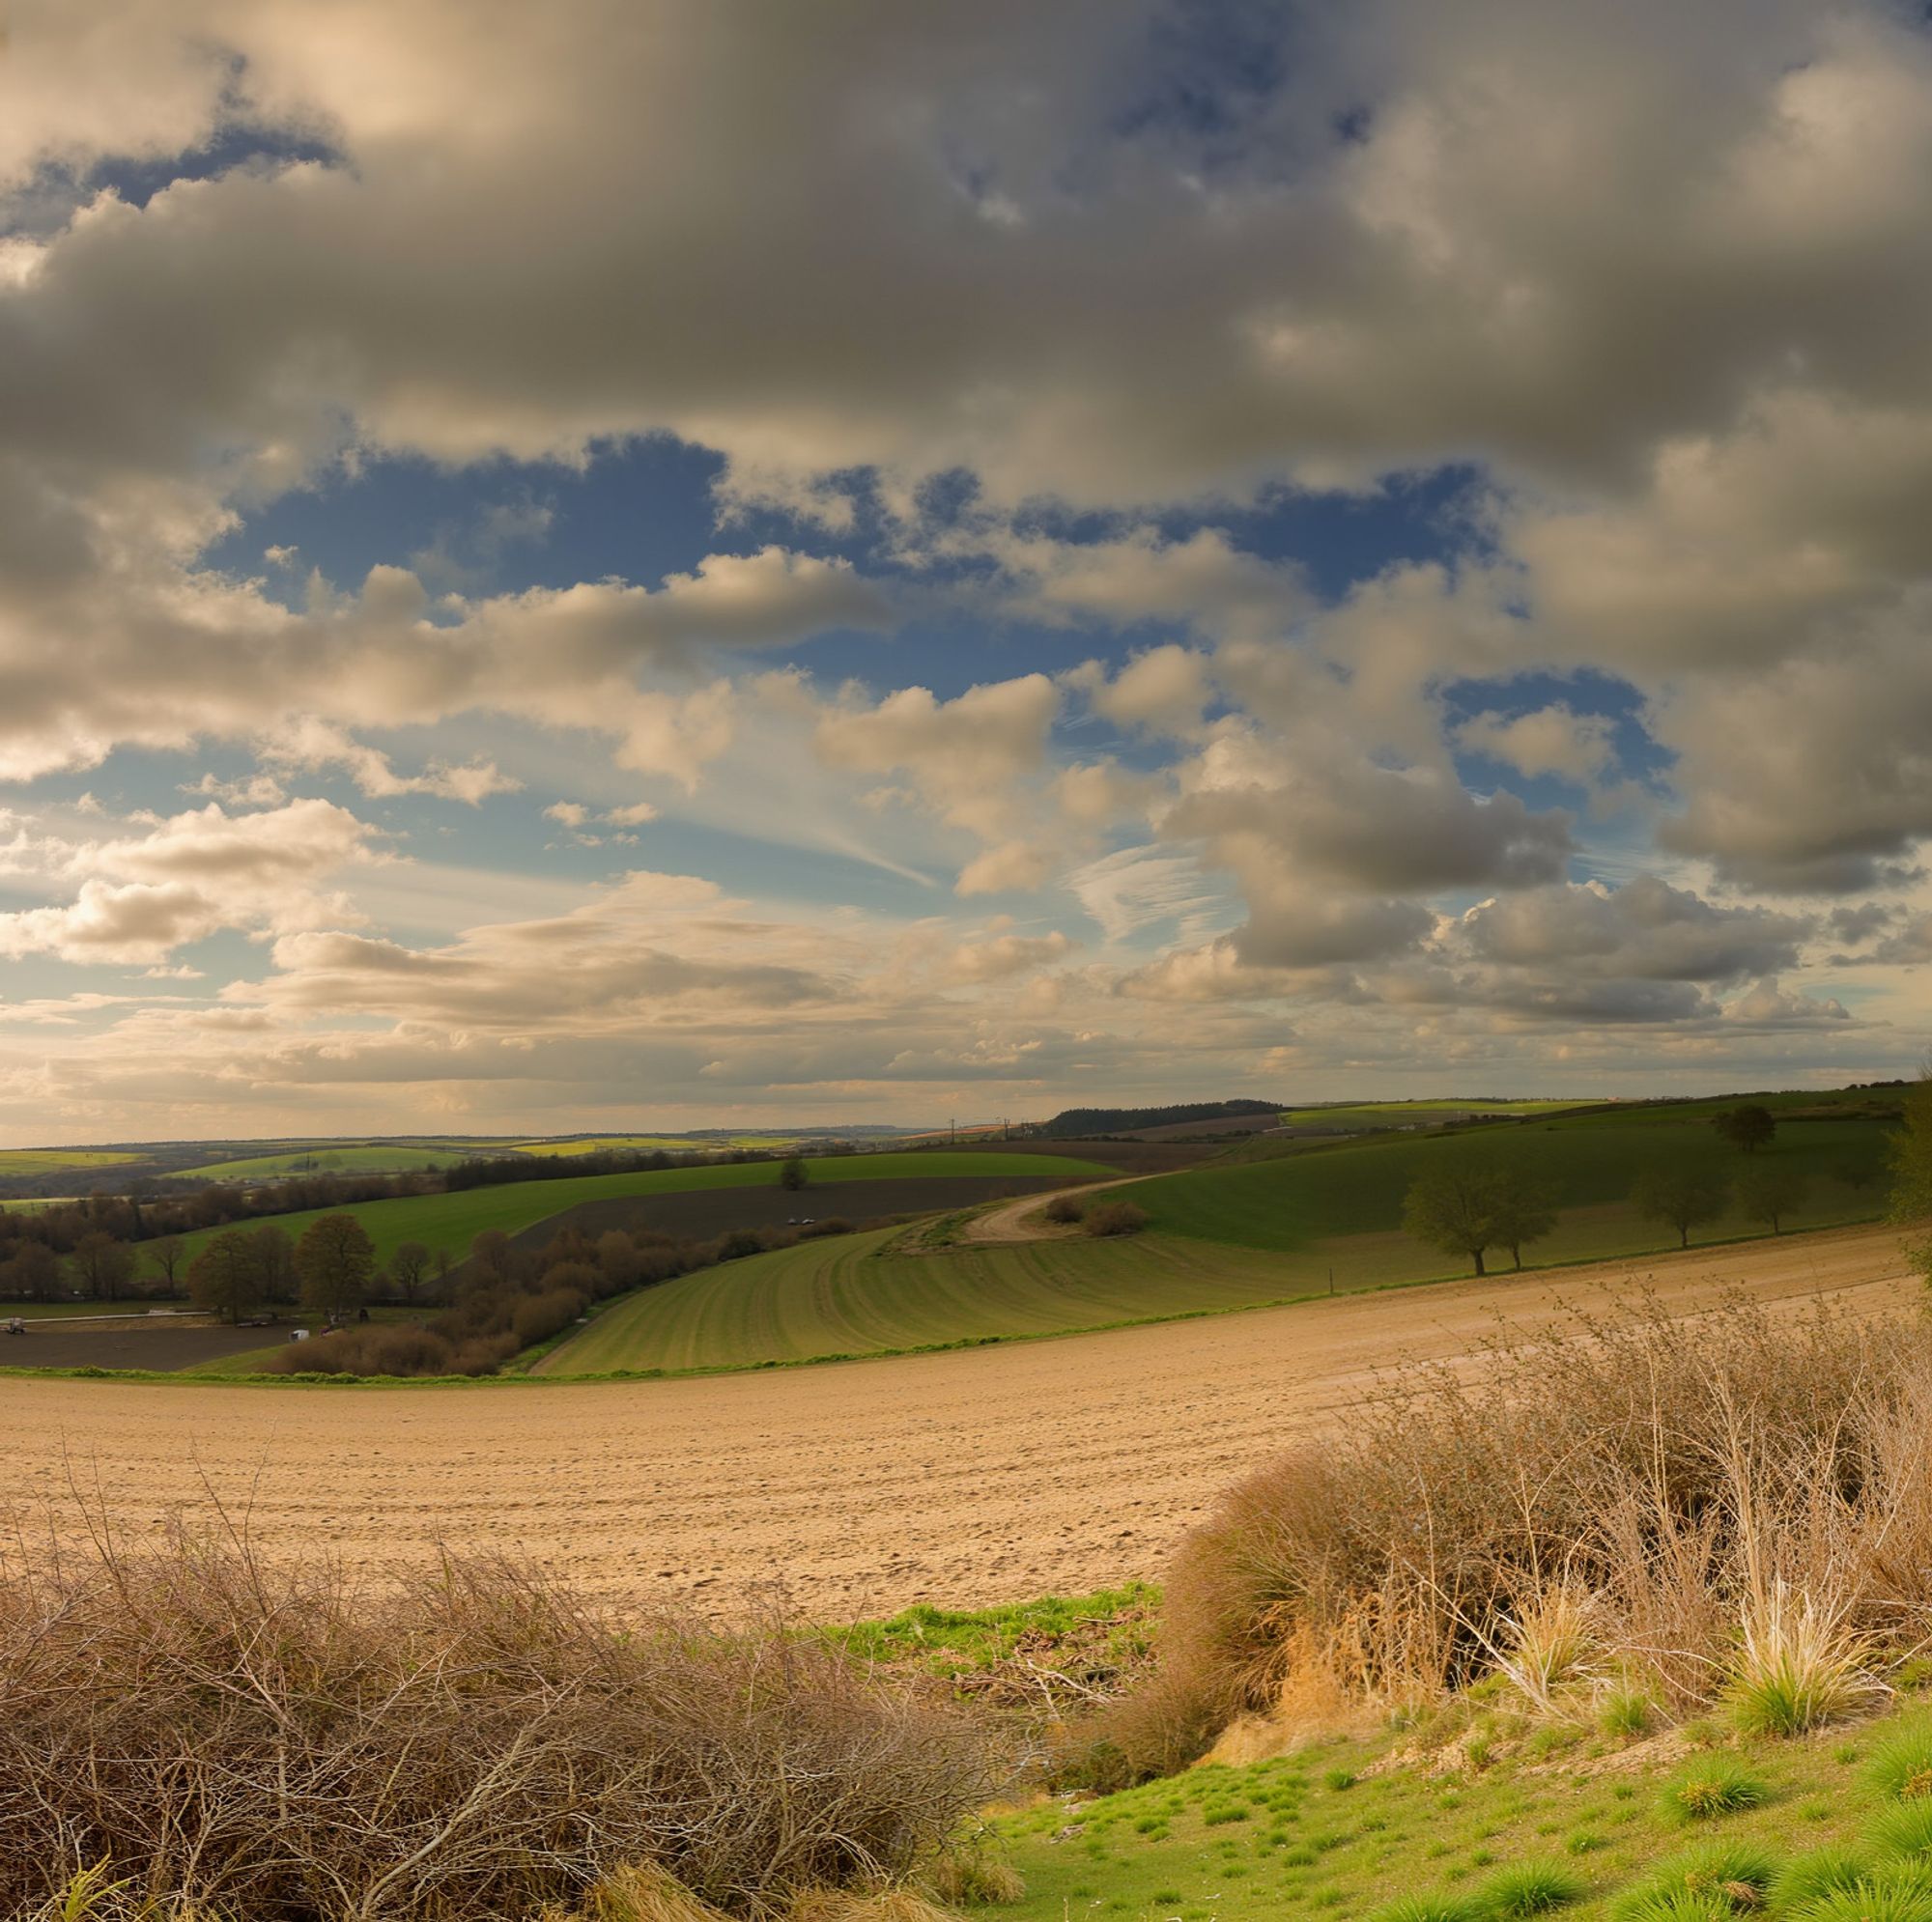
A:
[172,1149,1117,1272]
[536,1090,1898,1374]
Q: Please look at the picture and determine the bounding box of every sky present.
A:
[0,0,1928,1144]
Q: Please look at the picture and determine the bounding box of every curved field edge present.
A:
[167,1149,1118,1271]
[533,1211,1886,1376]
[2,1215,1895,1390]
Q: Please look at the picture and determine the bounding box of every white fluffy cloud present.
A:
[0,797,377,963]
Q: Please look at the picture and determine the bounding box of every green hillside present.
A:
[535,1228,1303,1373]
[177,1144,475,1180]
[506,1134,799,1156]
[535,1092,1897,1374]
[1274,1097,1588,1129]
[174,1150,1114,1272]
[1130,1100,1893,1258]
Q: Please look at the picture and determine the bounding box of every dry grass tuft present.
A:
[1088,1288,1932,1775]
[0,1529,991,1921]
[1492,1588,1605,1719]
[1728,1581,1884,1736]
[788,1888,963,1922]
[925,1852,1026,1906]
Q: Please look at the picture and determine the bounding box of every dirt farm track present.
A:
[0,1224,1915,1623]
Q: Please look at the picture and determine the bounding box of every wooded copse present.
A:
[259,1208,903,1377]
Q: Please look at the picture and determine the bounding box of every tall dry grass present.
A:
[1091,1289,1932,1777]
[0,1529,991,1922]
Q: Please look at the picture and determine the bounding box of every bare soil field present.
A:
[0,1320,290,1371]
[0,1223,1910,1624]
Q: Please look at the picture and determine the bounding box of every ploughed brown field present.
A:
[0,1319,290,1371]
[0,1222,1910,1623]
[501,1173,1084,1251]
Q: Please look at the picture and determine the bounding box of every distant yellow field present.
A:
[0,1148,141,1174]
[510,1134,800,1156]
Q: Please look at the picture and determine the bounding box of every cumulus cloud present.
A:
[815,673,1061,865]
[0,797,377,963]
[1158,734,1574,970]
[1721,977,1853,1028]
[1456,704,1619,786]
[1454,879,1810,983]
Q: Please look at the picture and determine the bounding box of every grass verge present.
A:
[980,1695,1932,1922]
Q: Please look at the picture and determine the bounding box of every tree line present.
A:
[247,1207,888,1377]
[1402,1104,1888,1276]
[0,1142,790,1305]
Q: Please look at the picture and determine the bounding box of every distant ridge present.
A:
[1040,1099,1283,1138]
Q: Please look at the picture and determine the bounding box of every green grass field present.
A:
[1274,1098,1591,1129]
[177,1145,475,1180]
[0,1147,142,1174]
[985,1696,1931,1922]
[535,1228,1314,1373]
[1132,1104,1892,1258]
[173,1150,1114,1274]
[506,1134,801,1156]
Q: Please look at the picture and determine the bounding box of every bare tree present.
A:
[296,1214,376,1322]
[390,1240,431,1306]
[2,1240,59,1303]
[145,1233,187,1295]
[188,1230,266,1324]
[251,1224,298,1303]
[71,1231,137,1303]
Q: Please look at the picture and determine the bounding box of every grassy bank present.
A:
[986,1700,1932,1921]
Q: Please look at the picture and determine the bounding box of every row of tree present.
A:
[183,1214,440,1325]
[264,1208,873,1377]
[0,1142,793,1274]
[1402,1154,1826,1276]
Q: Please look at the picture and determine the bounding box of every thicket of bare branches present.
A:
[0,1532,991,1922]
[1086,1289,1932,1780]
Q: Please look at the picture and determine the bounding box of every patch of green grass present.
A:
[506,1135,804,1156]
[1275,1100,1590,1130]
[987,1689,1932,1922]
[1608,1838,1776,1913]
[1869,1718,1932,1803]
[1771,1845,1875,1908]
[827,1584,1156,1681]
[1662,1758,1771,1823]
[1603,1694,1655,1739]
[1869,1798,1932,1863]
[1795,1868,1932,1920]
[1478,1858,1588,1914]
